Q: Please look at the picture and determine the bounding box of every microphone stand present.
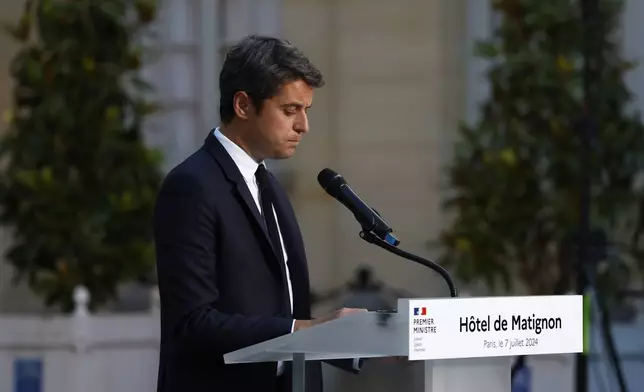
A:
[359,229,459,298]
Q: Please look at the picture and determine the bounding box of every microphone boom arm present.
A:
[359,229,459,298]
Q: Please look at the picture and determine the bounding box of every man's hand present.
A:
[293,308,367,332]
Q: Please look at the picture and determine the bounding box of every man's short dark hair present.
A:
[219,35,324,124]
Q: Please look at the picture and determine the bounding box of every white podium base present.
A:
[425,357,511,392]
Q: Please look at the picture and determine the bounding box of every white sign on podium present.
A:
[402,295,583,361]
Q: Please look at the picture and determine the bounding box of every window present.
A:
[139,0,205,172]
[465,0,496,125]
[141,0,283,172]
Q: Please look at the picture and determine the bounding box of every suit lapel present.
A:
[270,183,299,262]
[203,131,281,268]
[269,174,311,318]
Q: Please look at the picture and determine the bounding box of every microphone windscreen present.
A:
[317,168,344,193]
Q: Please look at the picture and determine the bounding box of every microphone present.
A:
[317,168,400,246]
[317,168,458,298]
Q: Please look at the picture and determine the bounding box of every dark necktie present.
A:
[255,165,291,315]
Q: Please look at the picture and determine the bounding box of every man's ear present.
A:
[233,91,253,120]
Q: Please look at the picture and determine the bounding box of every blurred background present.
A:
[0,0,643,391]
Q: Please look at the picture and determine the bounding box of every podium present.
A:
[224,295,584,392]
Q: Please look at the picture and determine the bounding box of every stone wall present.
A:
[281,0,468,313]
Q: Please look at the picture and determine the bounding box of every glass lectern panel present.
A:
[224,311,408,364]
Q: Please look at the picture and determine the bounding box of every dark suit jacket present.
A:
[153,131,358,392]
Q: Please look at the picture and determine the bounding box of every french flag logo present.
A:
[414,307,427,316]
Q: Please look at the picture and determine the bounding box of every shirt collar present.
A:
[213,127,264,185]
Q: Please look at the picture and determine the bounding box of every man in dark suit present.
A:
[153,35,364,392]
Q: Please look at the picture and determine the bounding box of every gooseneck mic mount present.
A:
[359,230,458,298]
[317,168,459,298]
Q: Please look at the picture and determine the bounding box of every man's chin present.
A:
[272,148,296,160]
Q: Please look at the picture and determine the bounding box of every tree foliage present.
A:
[438,0,644,296]
[0,0,162,311]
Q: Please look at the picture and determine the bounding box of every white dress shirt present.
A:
[214,128,360,373]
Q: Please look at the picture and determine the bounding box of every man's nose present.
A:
[295,113,309,134]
